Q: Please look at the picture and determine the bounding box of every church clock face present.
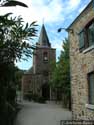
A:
[44,56,48,61]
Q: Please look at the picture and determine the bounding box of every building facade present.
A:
[22,24,56,100]
[68,0,94,120]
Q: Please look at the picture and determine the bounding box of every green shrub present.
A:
[38,97,46,103]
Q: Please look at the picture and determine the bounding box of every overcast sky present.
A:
[0,0,91,70]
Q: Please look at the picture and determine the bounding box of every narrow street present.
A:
[14,101,72,125]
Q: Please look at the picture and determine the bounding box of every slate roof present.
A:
[38,24,51,47]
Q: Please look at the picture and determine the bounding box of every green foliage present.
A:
[50,38,71,109]
[50,38,70,87]
[59,38,70,89]
[0,13,37,63]
[0,13,37,91]
[0,1,37,124]
[15,68,24,90]
[0,12,37,124]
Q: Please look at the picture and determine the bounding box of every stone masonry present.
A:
[68,1,94,120]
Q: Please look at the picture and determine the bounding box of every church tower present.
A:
[33,24,55,74]
[33,24,56,99]
[22,24,56,100]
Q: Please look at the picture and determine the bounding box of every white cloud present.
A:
[0,0,64,24]
[69,0,81,9]
[52,43,62,50]
[52,39,63,51]
[0,0,82,25]
[62,0,81,15]
[29,0,64,23]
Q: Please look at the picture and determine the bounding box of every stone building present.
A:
[22,24,56,100]
[68,0,94,119]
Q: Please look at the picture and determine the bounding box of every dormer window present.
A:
[43,52,48,62]
[79,19,94,51]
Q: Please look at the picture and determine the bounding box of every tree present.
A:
[50,38,71,109]
[15,67,24,90]
[0,13,37,63]
[59,38,70,89]
[0,1,37,124]
[0,13,37,124]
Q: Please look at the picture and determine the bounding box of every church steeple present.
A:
[38,24,51,47]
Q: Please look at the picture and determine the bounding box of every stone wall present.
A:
[22,73,43,97]
[33,48,56,74]
[69,1,94,120]
[22,47,56,99]
[22,74,32,95]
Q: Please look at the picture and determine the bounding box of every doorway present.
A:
[42,83,50,100]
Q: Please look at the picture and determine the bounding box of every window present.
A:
[79,19,94,51]
[88,23,94,45]
[88,72,94,105]
[43,52,48,62]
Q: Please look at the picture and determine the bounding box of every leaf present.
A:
[24,23,28,30]
[2,0,28,7]
[31,21,37,25]
[4,13,13,18]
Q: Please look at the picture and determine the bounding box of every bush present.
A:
[38,97,46,103]
[31,93,39,102]
[24,92,46,103]
[24,91,32,101]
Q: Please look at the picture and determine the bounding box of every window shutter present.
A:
[79,30,84,49]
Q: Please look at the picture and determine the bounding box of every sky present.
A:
[0,0,91,70]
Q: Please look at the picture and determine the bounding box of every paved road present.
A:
[14,101,72,125]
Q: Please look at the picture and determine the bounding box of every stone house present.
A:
[68,0,94,120]
[22,24,56,100]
